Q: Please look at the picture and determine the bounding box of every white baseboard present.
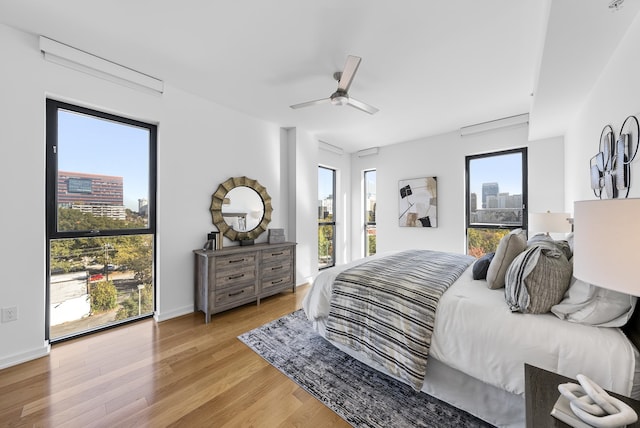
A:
[154,305,194,322]
[297,277,312,286]
[0,341,51,370]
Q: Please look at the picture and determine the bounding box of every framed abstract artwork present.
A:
[398,176,437,227]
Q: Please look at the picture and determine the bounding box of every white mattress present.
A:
[303,252,640,413]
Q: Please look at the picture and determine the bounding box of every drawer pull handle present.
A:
[271,279,284,285]
[228,290,245,297]
[271,252,284,256]
[229,258,245,264]
[228,273,245,280]
[271,266,283,271]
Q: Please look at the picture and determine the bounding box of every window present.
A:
[465,148,527,257]
[46,99,157,342]
[364,169,376,257]
[318,166,336,269]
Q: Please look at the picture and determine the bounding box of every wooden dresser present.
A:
[193,242,296,323]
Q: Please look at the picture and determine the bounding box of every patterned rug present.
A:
[238,309,494,428]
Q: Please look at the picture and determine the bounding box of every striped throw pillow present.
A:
[505,241,572,314]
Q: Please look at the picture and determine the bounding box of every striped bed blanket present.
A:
[325,250,474,390]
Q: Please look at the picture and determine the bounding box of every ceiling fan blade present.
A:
[290,98,331,110]
[347,97,379,115]
[337,55,361,92]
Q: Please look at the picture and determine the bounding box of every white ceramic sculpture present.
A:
[558,374,637,428]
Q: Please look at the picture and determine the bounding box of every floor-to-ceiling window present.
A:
[318,166,336,269]
[466,148,527,256]
[46,99,157,342]
[364,169,376,257]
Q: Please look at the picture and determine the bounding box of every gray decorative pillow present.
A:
[553,240,572,260]
[472,252,495,280]
[486,229,527,290]
[527,233,572,260]
[505,243,572,314]
[527,233,553,247]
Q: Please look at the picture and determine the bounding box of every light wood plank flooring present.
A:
[0,284,350,427]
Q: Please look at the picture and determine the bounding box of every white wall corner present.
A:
[0,341,50,370]
[154,305,195,323]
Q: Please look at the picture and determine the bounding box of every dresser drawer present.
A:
[215,265,256,289]
[261,247,292,263]
[262,260,292,279]
[261,274,293,292]
[215,253,256,271]
[214,284,256,307]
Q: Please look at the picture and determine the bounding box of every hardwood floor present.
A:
[0,285,350,427]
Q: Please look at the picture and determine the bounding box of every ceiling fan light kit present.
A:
[330,91,349,106]
[290,55,379,115]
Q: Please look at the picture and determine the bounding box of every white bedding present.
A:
[432,264,637,397]
[303,252,640,424]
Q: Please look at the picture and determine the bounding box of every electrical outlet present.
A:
[1,306,18,323]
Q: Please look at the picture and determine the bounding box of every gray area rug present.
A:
[238,309,494,428]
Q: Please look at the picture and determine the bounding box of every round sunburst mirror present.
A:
[210,176,272,241]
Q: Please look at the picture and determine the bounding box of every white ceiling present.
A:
[1,0,639,153]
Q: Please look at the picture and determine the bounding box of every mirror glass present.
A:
[221,186,264,232]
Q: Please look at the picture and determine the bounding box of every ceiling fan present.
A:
[290,55,379,115]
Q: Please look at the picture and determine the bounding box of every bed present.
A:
[302,234,640,428]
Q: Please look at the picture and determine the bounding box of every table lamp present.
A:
[554,199,640,427]
[574,199,640,295]
[528,211,572,236]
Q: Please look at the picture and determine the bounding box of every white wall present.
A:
[0,24,303,368]
[156,85,287,322]
[350,127,565,259]
[286,128,318,285]
[564,12,640,206]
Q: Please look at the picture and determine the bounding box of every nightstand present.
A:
[524,363,640,427]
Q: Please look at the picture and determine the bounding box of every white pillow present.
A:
[565,232,574,254]
[551,277,637,327]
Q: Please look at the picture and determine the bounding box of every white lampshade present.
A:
[573,199,640,295]
[529,211,572,235]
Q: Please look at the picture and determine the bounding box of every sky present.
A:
[57,109,150,211]
[469,152,523,209]
[318,167,335,200]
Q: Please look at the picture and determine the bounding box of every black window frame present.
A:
[45,99,157,341]
[318,166,336,270]
[364,169,376,257]
[465,147,528,246]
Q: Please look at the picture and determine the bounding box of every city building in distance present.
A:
[57,171,125,221]
[472,182,522,226]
